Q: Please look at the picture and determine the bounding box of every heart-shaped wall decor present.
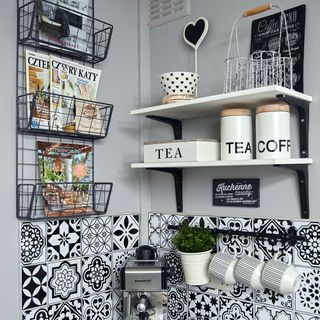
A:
[183,17,209,50]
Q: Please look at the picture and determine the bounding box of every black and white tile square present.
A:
[219,297,253,320]
[255,304,293,320]
[22,306,49,320]
[112,250,136,288]
[83,292,113,320]
[113,215,139,250]
[22,264,47,310]
[189,216,217,229]
[47,219,81,261]
[188,290,218,320]
[255,288,293,309]
[20,222,46,265]
[48,259,81,304]
[112,290,123,320]
[82,216,112,256]
[167,286,188,320]
[219,282,253,302]
[161,249,184,286]
[82,254,112,296]
[48,298,82,320]
[294,221,320,267]
[160,214,186,249]
[218,217,253,256]
[148,213,161,247]
[295,311,320,320]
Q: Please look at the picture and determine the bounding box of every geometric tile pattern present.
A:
[219,296,253,320]
[113,215,139,250]
[256,287,293,309]
[161,249,184,286]
[168,286,188,320]
[48,299,82,320]
[83,292,113,320]
[112,250,136,288]
[255,304,294,320]
[188,289,219,319]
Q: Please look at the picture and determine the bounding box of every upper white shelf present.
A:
[131,85,312,119]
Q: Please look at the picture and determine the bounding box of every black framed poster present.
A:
[213,178,260,208]
[250,5,306,93]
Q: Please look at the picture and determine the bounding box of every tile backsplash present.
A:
[20,213,320,320]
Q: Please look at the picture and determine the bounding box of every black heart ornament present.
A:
[183,17,209,50]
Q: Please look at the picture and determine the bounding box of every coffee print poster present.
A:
[213,179,260,208]
[250,5,305,93]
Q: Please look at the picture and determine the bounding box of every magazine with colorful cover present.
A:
[49,55,102,134]
[25,50,50,129]
[37,141,93,217]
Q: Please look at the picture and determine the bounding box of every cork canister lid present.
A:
[220,108,252,117]
[256,102,290,114]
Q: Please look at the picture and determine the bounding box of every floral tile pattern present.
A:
[219,282,253,302]
[219,297,253,320]
[83,292,113,320]
[22,264,47,310]
[161,249,184,286]
[48,298,82,320]
[112,250,136,288]
[255,288,293,309]
[82,216,112,256]
[112,290,123,319]
[82,254,112,296]
[47,219,81,261]
[22,307,49,320]
[168,286,188,320]
[218,217,253,256]
[255,305,293,320]
[188,290,218,320]
[113,215,139,250]
[148,213,161,247]
[189,216,217,229]
[20,222,46,265]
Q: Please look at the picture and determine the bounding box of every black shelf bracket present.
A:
[274,164,309,219]
[148,168,183,212]
[276,94,310,158]
[146,116,182,140]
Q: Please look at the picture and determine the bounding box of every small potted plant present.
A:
[171,221,218,285]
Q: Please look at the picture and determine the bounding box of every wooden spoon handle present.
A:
[243,4,273,17]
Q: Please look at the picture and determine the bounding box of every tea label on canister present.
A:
[220,108,253,160]
[256,103,291,159]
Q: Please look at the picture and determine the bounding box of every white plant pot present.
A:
[178,249,212,285]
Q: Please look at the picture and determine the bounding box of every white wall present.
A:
[145,0,320,220]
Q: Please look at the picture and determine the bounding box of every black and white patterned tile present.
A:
[148,213,161,247]
[255,304,293,320]
[295,312,320,320]
[218,217,253,256]
[113,215,139,250]
[188,290,218,320]
[48,259,81,304]
[219,282,253,302]
[189,284,219,298]
[82,216,112,256]
[189,216,217,229]
[22,306,49,320]
[83,292,113,320]
[219,297,253,320]
[47,219,81,261]
[82,254,112,296]
[294,221,320,267]
[22,264,47,310]
[161,249,184,286]
[20,222,46,265]
[253,218,293,261]
[112,290,123,320]
[112,250,136,288]
[295,267,320,315]
[167,286,188,320]
[255,288,293,309]
[48,298,82,320]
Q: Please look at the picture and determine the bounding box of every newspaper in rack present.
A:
[25,50,50,129]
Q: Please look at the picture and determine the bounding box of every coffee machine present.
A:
[121,245,168,320]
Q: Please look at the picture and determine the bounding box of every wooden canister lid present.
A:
[220,108,252,117]
[256,102,290,114]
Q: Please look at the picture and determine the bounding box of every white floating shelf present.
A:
[131,85,312,119]
[131,158,313,169]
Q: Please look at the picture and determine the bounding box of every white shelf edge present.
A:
[131,158,313,168]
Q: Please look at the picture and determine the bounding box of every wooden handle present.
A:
[243,4,273,17]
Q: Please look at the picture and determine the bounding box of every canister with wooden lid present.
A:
[256,102,291,159]
[220,108,253,160]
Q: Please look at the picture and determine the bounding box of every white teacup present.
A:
[261,252,301,295]
[234,249,265,290]
[208,247,238,284]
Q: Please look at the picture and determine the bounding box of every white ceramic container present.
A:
[144,139,219,163]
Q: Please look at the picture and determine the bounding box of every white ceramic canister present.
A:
[220,108,253,160]
[256,102,291,159]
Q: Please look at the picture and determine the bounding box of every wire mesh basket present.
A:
[224,4,293,93]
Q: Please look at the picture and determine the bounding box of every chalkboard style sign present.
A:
[213,179,260,208]
[250,5,305,93]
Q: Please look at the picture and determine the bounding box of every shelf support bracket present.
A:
[274,164,309,219]
[276,94,310,158]
[148,168,183,212]
[146,116,182,140]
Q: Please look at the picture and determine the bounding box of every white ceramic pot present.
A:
[177,249,212,285]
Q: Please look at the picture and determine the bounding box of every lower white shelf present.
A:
[131,158,313,169]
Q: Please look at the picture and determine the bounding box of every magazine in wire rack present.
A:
[37,141,93,217]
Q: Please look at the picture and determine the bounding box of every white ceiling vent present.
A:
[149,0,190,28]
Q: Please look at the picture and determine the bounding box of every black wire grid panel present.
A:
[18,0,113,64]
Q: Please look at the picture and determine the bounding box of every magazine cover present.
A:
[37,141,93,217]
[49,55,102,133]
[25,50,50,129]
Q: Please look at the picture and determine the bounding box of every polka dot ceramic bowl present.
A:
[159,72,200,96]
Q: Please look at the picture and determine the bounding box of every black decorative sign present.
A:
[213,179,260,207]
[250,5,305,93]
